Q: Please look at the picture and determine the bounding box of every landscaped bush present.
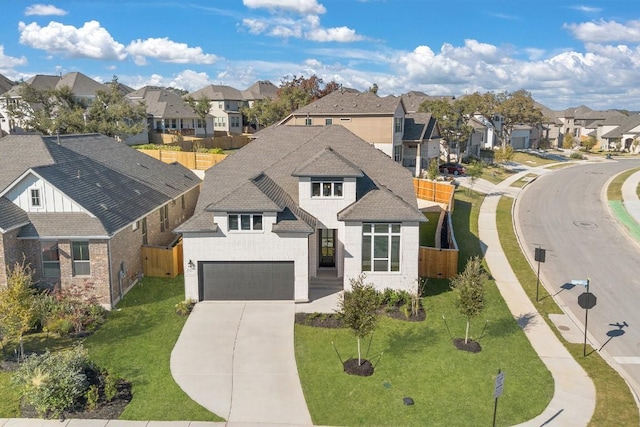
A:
[195,147,224,154]
[11,345,91,418]
[174,299,195,316]
[570,152,586,160]
[34,285,106,337]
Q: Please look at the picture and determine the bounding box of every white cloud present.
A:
[18,20,127,60]
[243,0,326,15]
[565,20,640,43]
[0,45,28,68]
[569,5,602,13]
[24,4,67,16]
[126,38,217,65]
[243,18,268,34]
[306,26,364,42]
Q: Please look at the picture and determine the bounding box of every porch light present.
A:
[187,259,195,270]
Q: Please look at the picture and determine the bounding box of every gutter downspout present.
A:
[107,239,115,308]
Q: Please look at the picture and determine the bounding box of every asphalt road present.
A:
[515,159,640,397]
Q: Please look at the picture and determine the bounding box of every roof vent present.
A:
[96,182,101,188]
[99,203,108,210]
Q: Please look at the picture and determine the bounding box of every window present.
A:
[362,223,400,272]
[132,220,139,231]
[142,218,148,245]
[72,242,90,276]
[394,117,403,133]
[311,180,343,198]
[394,145,402,162]
[228,214,263,231]
[325,118,333,125]
[42,241,61,278]
[305,118,312,126]
[160,205,169,232]
[31,189,41,207]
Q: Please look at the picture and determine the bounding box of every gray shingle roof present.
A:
[290,89,402,116]
[178,125,423,233]
[242,80,278,101]
[292,148,363,178]
[338,186,425,222]
[127,86,201,119]
[0,73,15,96]
[0,133,200,237]
[602,114,640,138]
[190,85,244,101]
[18,213,109,239]
[0,197,29,232]
[403,112,435,141]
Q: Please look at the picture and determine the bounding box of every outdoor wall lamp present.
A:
[187,259,195,270]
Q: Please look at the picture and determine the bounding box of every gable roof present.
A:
[242,80,278,101]
[178,125,424,233]
[0,134,200,238]
[189,84,244,101]
[601,114,640,139]
[127,86,202,119]
[403,112,437,141]
[288,89,403,116]
[0,197,29,233]
[0,73,15,96]
[4,72,106,98]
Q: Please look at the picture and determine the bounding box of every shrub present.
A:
[85,385,99,411]
[11,345,91,418]
[570,152,586,160]
[175,299,195,316]
[36,284,106,336]
[103,371,120,402]
[46,317,74,336]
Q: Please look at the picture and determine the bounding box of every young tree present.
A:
[582,135,597,152]
[185,95,212,137]
[0,261,38,360]
[85,76,147,142]
[466,160,484,192]
[493,144,514,164]
[426,157,440,180]
[338,274,379,366]
[563,133,574,149]
[450,256,488,344]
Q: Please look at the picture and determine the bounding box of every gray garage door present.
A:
[199,261,295,301]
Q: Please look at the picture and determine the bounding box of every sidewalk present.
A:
[457,166,596,426]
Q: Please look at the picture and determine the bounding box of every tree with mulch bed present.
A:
[450,256,487,352]
[337,275,379,376]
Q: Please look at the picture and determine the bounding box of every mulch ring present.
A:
[343,358,374,376]
[377,306,426,322]
[453,338,482,353]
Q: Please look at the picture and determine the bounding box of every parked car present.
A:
[439,162,466,175]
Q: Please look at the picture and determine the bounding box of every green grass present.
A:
[496,197,639,426]
[607,167,640,201]
[511,152,564,167]
[510,173,538,188]
[295,189,553,426]
[84,276,222,421]
[0,276,222,421]
[419,211,441,246]
[479,165,515,184]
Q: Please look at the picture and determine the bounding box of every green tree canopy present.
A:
[339,274,379,365]
[419,98,473,161]
[450,256,488,344]
[242,74,341,128]
[0,261,38,359]
[494,89,544,149]
[185,95,212,137]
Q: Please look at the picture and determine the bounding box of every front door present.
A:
[319,229,336,268]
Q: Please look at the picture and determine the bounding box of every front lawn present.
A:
[295,189,553,426]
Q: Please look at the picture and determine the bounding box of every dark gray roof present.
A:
[292,148,363,178]
[18,213,108,239]
[178,125,423,233]
[0,134,200,237]
[289,89,402,116]
[0,197,29,232]
[56,72,105,97]
[0,73,15,96]
[128,86,202,119]
[338,186,424,222]
[190,85,244,101]
[242,80,278,101]
[5,75,60,97]
[403,112,436,141]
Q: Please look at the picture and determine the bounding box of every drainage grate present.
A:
[558,325,570,331]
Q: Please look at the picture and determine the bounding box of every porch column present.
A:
[415,142,422,177]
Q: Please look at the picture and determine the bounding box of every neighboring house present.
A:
[0,133,201,307]
[126,86,213,143]
[242,80,279,133]
[0,72,110,136]
[280,89,440,176]
[601,114,640,152]
[188,85,246,135]
[0,73,16,137]
[177,125,425,302]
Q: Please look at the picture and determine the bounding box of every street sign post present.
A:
[492,369,504,427]
[534,247,546,302]
[572,278,594,356]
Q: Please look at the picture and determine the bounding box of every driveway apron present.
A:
[171,301,312,425]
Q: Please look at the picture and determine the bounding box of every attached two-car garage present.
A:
[198,261,295,301]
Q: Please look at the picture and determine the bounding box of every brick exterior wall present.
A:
[0,186,200,308]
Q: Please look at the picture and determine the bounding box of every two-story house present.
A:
[187,85,246,135]
[280,89,440,176]
[177,125,425,302]
[0,133,201,307]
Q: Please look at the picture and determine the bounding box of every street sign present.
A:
[494,371,505,398]
[571,279,589,286]
[534,247,546,263]
[578,292,597,310]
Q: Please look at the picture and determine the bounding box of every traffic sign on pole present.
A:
[571,279,588,286]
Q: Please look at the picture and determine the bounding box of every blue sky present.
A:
[1,0,640,110]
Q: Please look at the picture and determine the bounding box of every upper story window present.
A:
[312,181,343,198]
[362,223,401,272]
[325,118,333,125]
[72,241,91,276]
[228,213,263,231]
[41,241,61,278]
[30,189,41,207]
[305,118,312,126]
[394,117,403,133]
[393,145,402,162]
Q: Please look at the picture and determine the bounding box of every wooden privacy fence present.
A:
[139,149,227,170]
[149,133,250,150]
[414,178,459,279]
[142,239,183,278]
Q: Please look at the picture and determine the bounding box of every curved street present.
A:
[515,159,640,398]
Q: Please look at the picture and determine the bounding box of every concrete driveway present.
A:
[170,301,312,425]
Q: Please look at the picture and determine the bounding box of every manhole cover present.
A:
[573,221,597,228]
[558,325,570,331]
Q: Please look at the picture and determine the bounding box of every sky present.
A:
[1,0,640,111]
